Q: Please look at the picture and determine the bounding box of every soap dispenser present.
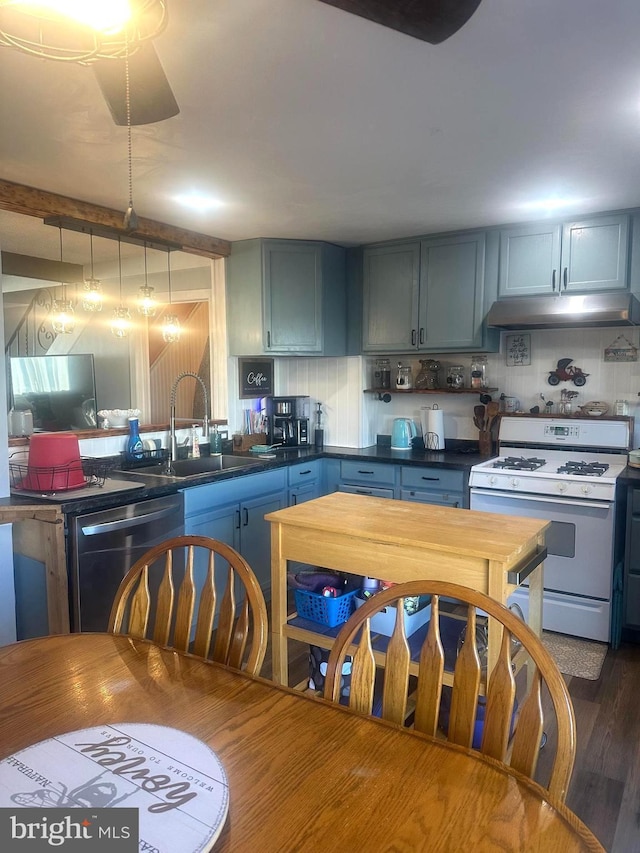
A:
[211,424,222,455]
[126,416,144,461]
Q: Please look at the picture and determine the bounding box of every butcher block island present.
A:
[266,491,549,687]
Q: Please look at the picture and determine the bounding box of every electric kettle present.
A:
[391,417,417,450]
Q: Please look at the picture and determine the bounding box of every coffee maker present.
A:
[266,396,309,447]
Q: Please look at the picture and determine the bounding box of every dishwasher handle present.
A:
[81,504,181,536]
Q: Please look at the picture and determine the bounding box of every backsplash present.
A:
[229,326,640,449]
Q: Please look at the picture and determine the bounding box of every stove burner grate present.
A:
[557,461,609,477]
[493,456,546,472]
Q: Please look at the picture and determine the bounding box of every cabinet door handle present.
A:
[291,494,297,505]
[355,488,374,495]
[421,476,440,482]
[419,327,425,345]
[357,469,374,475]
[266,330,271,348]
[411,329,417,346]
[235,509,241,529]
[552,269,556,291]
[298,469,311,476]
[243,507,249,526]
[563,267,568,289]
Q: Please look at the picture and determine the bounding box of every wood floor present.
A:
[260,633,640,852]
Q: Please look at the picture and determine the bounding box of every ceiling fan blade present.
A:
[93,42,179,126]
[317,0,483,44]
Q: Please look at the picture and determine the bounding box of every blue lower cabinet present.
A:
[183,469,287,595]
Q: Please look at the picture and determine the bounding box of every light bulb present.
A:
[51,299,75,334]
[161,313,181,343]
[111,305,131,338]
[82,278,103,312]
[136,285,157,317]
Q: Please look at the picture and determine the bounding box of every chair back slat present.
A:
[128,564,152,640]
[382,598,411,725]
[323,579,576,803]
[481,626,516,761]
[227,599,250,670]
[510,669,545,779]
[173,546,197,652]
[211,568,236,664]
[448,604,481,748]
[348,621,376,714]
[151,552,175,647]
[192,552,217,659]
[108,535,268,676]
[414,595,445,736]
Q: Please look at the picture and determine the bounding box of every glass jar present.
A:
[374,358,391,389]
[446,365,465,390]
[415,359,440,390]
[614,400,629,416]
[395,362,413,390]
[470,355,488,389]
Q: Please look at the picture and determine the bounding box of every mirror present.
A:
[1,211,218,428]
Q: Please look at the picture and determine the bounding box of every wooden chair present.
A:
[323,579,576,802]
[108,535,268,676]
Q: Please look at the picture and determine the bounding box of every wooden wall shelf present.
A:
[364,387,498,395]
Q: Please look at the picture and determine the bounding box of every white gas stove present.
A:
[469,415,632,643]
[469,416,630,501]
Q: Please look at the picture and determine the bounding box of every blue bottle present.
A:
[126,416,144,461]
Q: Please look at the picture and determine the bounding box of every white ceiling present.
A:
[1,0,640,266]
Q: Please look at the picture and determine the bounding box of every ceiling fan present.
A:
[317,0,483,44]
[0,0,179,125]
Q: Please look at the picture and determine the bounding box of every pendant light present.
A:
[161,249,180,343]
[111,237,131,338]
[81,231,103,312]
[51,227,75,335]
[136,242,157,317]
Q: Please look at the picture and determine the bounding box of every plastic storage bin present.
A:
[355,594,431,637]
[294,588,358,628]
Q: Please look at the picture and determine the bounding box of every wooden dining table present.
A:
[0,633,603,852]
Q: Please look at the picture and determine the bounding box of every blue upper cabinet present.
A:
[419,232,488,350]
[362,242,420,351]
[498,213,629,297]
[561,215,629,292]
[227,238,347,356]
[362,233,498,353]
[498,222,562,296]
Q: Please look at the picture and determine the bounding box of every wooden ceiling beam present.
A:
[0,179,231,259]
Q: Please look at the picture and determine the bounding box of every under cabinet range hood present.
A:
[486,292,640,330]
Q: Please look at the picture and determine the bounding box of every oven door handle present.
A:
[470,489,611,510]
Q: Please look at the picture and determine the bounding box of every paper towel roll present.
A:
[421,407,445,450]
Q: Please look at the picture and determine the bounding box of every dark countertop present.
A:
[0,442,489,515]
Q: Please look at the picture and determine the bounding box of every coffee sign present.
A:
[238,358,274,398]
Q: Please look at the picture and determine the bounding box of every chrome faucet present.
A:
[165,371,210,473]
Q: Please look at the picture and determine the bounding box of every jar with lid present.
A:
[395,362,413,390]
[470,355,488,389]
[446,365,465,390]
[415,359,440,390]
[374,358,391,389]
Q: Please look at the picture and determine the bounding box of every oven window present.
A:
[546,520,576,559]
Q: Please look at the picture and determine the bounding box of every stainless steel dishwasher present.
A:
[68,492,184,632]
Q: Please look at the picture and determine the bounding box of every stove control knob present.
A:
[510,477,520,488]
[581,484,592,495]
[489,475,498,486]
[558,482,569,493]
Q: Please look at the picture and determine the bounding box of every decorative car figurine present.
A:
[548,358,589,386]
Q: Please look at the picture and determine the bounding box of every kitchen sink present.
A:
[123,454,263,479]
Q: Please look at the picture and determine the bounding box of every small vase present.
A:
[126,417,144,461]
